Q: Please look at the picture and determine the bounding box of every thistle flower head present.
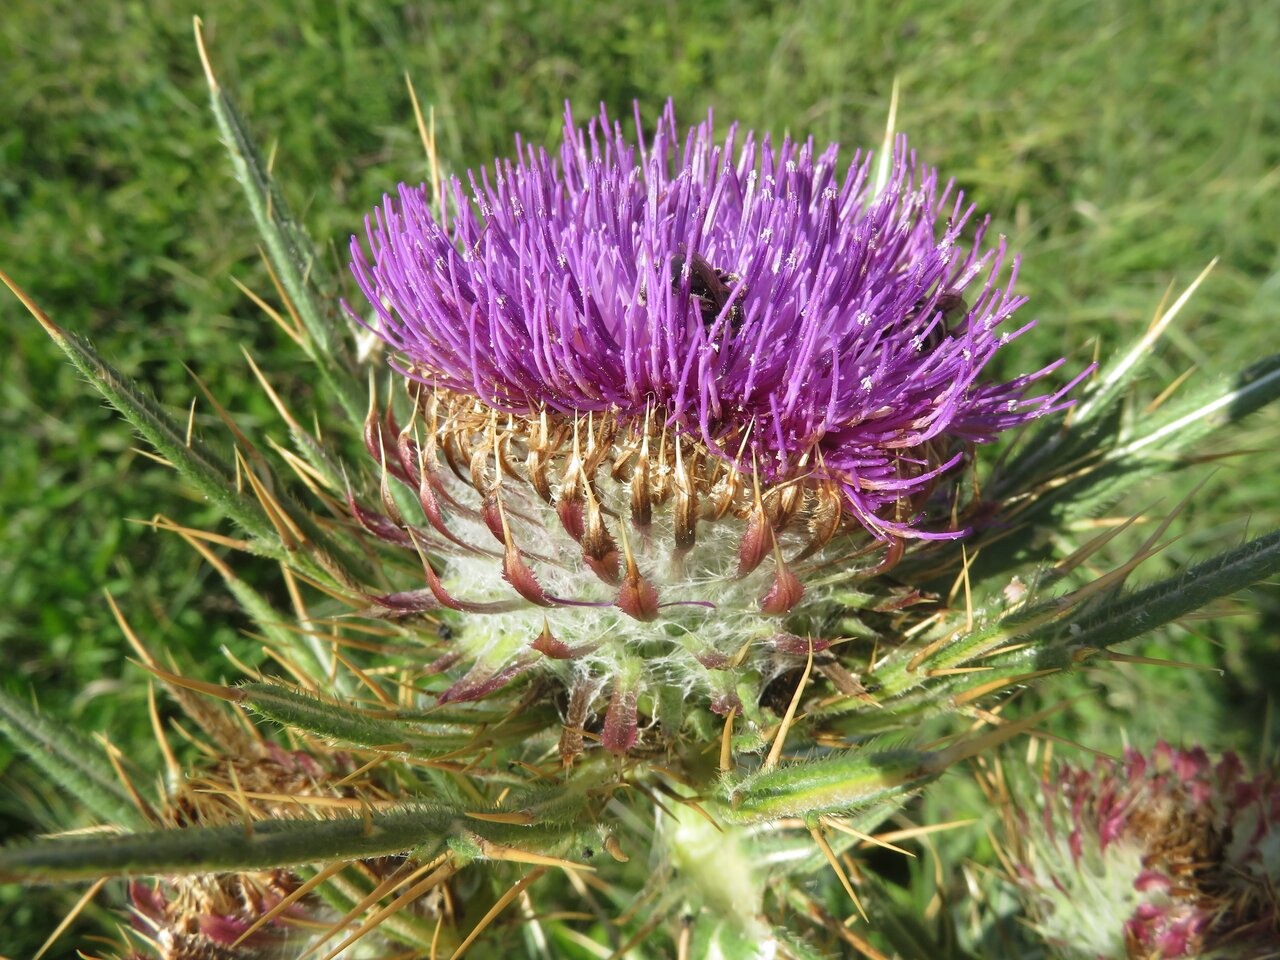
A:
[1005,742,1280,959]
[341,103,1081,750]
[349,101,1076,539]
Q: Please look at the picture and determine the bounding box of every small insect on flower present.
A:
[670,251,746,332]
[342,101,1084,748]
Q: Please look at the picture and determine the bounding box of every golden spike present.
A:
[634,781,679,822]
[93,734,158,825]
[933,698,1072,769]
[430,913,445,960]
[275,563,361,604]
[134,514,252,551]
[809,824,868,922]
[159,521,241,584]
[238,449,303,548]
[1053,512,1143,576]
[950,669,1059,707]
[872,75,900,195]
[279,563,330,687]
[192,788,391,811]
[332,754,391,790]
[474,837,596,872]
[820,816,914,857]
[40,824,126,839]
[719,704,737,773]
[108,591,249,750]
[192,16,217,89]
[812,913,892,960]
[165,717,219,762]
[466,810,536,826]
[257,643,320,691]
[1146,364,1197,414]
[33,876,107,960]
[225,760,256,839]
[331,650,397,708]
[1075,259,1217,423]
[265,138,279,218]
[763,637,813,772]
[1059,539,1176,609]
[865,819,977,847]
[184,363,267,468]
[1020,724,1116,761]
[130,446,174,468]
[231,861,349,948]
[674,796,724,834]
[1096,651,1224,673]
[975,641,1035,660]
[267,439,342,507]
[183,396,198,448]
[146,681,182,783]
[905,626,960,673]
[945,542,976,615]
[241,346,308,434]
[677,916,692,960]
[448,868,547,960]
[113,916,165,956]
[258,245,309,345]
[0,265,84,355]
[314,860,455,960]
[231,275,305,347]
[127,657,241,702]
[359,796,374,836]
[301,857,439,957]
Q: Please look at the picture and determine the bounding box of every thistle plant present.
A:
[990,743,1280,958]
[2,21,1280,959]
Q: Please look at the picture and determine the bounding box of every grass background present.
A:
[2,0,1279,953]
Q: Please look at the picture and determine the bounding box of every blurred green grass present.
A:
[2,0,1279,953]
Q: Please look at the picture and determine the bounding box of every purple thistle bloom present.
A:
[348,102,1079,538]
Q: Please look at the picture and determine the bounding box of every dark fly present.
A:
[671,253,746,332]
[915,289,969,350]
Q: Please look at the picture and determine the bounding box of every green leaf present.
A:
[1101,352,1280,466]
[1051,527,1280,654]
[234,683,559,763]
[198,22,365,426]
[0,269,284,553]
[0,688,148,831]
[236,682,476,754]
[992,262,1218,499]
[717,749,936,823]
[1049,352,1280,527]
[974,353,1280,575]
[0,806,453,882]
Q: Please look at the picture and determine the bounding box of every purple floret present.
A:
[348,102,1080,536]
